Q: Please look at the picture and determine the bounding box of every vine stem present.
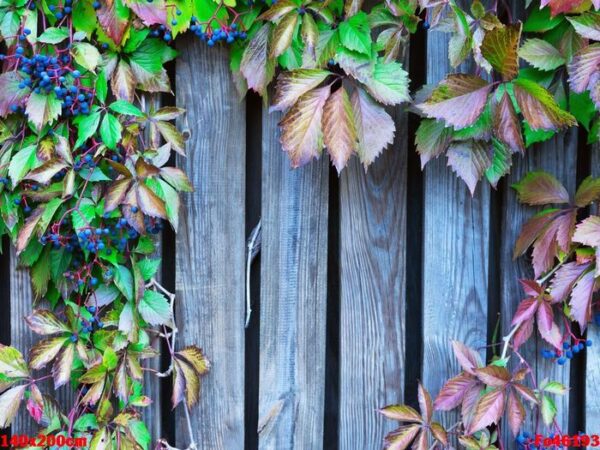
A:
[245,221,261,328]
[500,323,520,361]
[146,278,178,378]
[146,278,198,450]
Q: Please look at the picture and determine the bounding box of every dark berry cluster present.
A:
[189,18,246,46]
[6,35,92,117]
[541,339,592,365]
[48,0,74,20]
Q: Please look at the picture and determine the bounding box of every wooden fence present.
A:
[2,3,598,449]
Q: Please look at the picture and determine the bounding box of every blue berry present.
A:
[587,339,593,347]
[70,334,77,342]
[557,357,567,365]
[562,342,570,350]
[566,350,573,359]
[72,70,81,78]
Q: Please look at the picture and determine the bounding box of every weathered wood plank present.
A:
[257,108,329,450]
[499,131,577,441]
[175,38,246,449]
[10,248,37,434]
[498,1,575,442]
[338,105,407,448]
[586,144,600,429]
[10,256,76,434]
[422,29,491,417]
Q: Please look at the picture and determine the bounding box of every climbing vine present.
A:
[0,0,598,448]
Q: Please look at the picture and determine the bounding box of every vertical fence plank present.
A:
[175,38,246,449]
[10,249,36,434]
[257,108,329,450]
[339,105,407,448]
[422,29,491,413]
[499,132,577,439]
[586,145,600,429]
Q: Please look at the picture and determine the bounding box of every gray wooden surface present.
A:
[258,107,329,450]
[423,29,491,421]
[587,144,600,430]
[338,104,407,449]
[175,37,246,450]
[499,132,577,442]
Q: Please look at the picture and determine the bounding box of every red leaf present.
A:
[461,383,484,429]
[513,209,563,258]
[507,389,525,436]
[513,172,570,206]
[417,382,433,423]
[434,373,478,411]
[451,341,483,375]
[536,302,562,349]
[468,389,506,434]
[415,75,493,129]
[494,91,524,153]
[519,279,543,297]
[513,317,534,350]
[511,298,539,326]
[555,210,577,252]
[573,216,600,247]
[531,218,561,278]
[475,366,511,387]
[550,262,590,303]
[240,24,275,96]
[513,383,538,404]
[568,44,600,93]
[446,140,492,195]
[98,0,129,45]
[570,269,597,330]
[383,424,421,450]
[322,86,358,173]
[126,0,167,26]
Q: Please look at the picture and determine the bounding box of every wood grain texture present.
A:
[497,1,575,442]
[422,30,490,418]
[258,107,329,450]
[175,37,246,449]
[9,251,75,434]
[499,131,577,440]
[338,105,407,448]
[10,248,37,434]
[585,144,600,430]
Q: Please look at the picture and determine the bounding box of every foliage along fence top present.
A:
[0,0,599,448]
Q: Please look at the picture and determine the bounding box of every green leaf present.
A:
[38,26,69,43]
[519,38,565,71]
[137,258,161,281]
[361,60,410,106]
[100,113,122,150]
[25,92,62,131]
[338,11,371,55]
[129,420,151,450]
[8,144,37,185]
[513,78,577,131]
[31,247,51,297]
[109,100,145,117]
[524,6,564,33]
[72,42,102,71]
[481,23,522,81]
[485,139,512,188]
[0,346,29,378]
[540,394,557,426]
[114,265,134,302]
[139,290,172,326]
[96,70,108,104]
[569,91,596,131]
[102,347,118,371]
[72,0,97,34]
[75,109,101,148]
